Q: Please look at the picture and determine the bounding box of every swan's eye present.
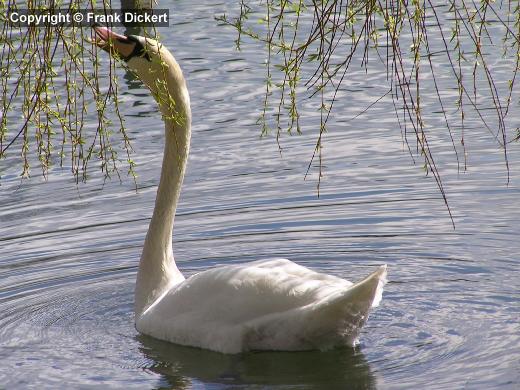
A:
[126,36,152,62]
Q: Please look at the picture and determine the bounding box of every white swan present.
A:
[94,26,387,354]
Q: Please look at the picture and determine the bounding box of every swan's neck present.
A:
[135,71,191,318]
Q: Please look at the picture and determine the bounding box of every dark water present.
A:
[1,1,519,388]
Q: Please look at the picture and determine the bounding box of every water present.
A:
[1,1,520,388]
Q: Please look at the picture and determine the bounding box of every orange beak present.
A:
[93,25,135,60]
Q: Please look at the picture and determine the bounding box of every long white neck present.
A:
[134,57,191,318]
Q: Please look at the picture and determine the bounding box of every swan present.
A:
[94,26,387,354]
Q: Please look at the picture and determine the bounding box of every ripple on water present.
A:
[0,274,152,387]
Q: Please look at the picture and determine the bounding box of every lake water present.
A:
[1,1,519,388]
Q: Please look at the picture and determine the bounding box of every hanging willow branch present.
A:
[0,0,156,183]
[217,0,520,219]
[1,0,519,221]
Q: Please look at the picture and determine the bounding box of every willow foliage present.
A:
[0,1,151,182]
[218,0,520,218]
[1,0,519,212]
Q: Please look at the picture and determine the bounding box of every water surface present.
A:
[1,1,519,388]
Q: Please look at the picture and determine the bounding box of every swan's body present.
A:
[137,259,386,353]
[95,27,387,354]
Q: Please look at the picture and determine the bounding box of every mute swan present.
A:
[94,26,387,354]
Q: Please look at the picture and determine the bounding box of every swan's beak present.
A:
[92,25,136,60]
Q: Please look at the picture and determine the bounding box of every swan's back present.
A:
[136,259,387,353]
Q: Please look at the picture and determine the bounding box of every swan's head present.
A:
[93,26,190,119]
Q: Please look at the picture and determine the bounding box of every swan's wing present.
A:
[244,264,388,351]
[137,259,386,353]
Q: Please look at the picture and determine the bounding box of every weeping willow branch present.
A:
[0,0,155,183]
[217,0,520,222]
[1,0,520,225]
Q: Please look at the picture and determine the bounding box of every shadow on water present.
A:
[137,334,378,389]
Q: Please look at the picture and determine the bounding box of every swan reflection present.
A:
[138,334,378,389]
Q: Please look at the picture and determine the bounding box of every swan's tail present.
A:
[242,265,387,352]
[361,264,387,308]
[310,264,388,348]
[322,264,387,309]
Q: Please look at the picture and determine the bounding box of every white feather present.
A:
[136,260,387,353]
